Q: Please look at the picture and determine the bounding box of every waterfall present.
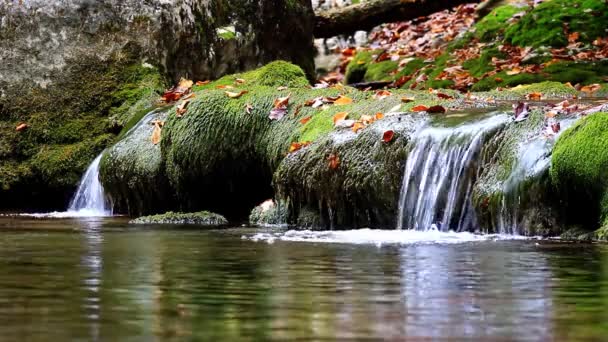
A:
[67,153,112,216]
[397,115,508,231]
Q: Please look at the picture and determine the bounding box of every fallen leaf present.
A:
[305,97,324,108]
[506,67,521,75]
[401,97,415,103]
[374,112,385,120]
[276,86,288,91]
[274,94,291,108]
[513,101,530,121]
[360,114,374,124]
[289,141,311,153]
[235,78,246,84]
[545,111,557,118]
[299,116,312,124]
[162,78,193,102]
[195,80,210,86]
[427,105,446,114]
[580,84,601,94]
[327,153,340,170]
[568,32,580,44]
[335,119,356,128]
[374,90,392,100]
[551,121,561,133]
[333,112,349,125]
[15,123,28,131]
[382,130,395,143]
[245,103,253,114]
[269,108,287,120]
[436,93,454,100]
[151,120,164,145]
[495,77,504,83]
[352,121,365,133]
[176,99,191,117]
[225,90,248,98]
[526,92,542,101]
[216,85,235,89]
[333,95,353,106]
[411,105,429,112]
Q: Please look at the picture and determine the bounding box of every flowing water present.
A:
[1,216,608,341]
[67,154,112,217]
[397,114,509,232]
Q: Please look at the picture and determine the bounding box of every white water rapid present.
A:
[397,114,509,231]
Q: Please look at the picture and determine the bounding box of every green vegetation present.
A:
[551,113,608,229]
[474,5,520,42]
[130,211,228,225]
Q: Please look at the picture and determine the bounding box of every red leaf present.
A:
[382,130,395,143]
[411,105,429,112]
[427,105,446,114]
[299,116,312,124]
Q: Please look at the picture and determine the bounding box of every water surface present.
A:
[0,216,606,341]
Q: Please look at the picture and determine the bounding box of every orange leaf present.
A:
[568,32,580,43]
[580,84,601,94]
[327,153,340,170]
[235,78,246,84]
[15,123,28,131]
[506,67,521,75]
[150,120,164,145]
[352,121,365,133]
[374,112,385,120]
[382,130,395,143]
[545,111,557,118]
[299,116,312,125]
[216,85,235,89]
[333,112,349,124]
[176,99,191,117]
[274,94,291,108]
[289,141,311,153]
[333,95,353,106]
[360,115,373,124]
[401,96,415,103]
[526,92,542,101]
[411,105,429,112]
[225,90,248,98]
[427,105,446,114]
[195,80,210,86]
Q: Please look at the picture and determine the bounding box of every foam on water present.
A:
[245,228,529,246]
[17,209,110,219]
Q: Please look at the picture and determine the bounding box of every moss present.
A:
[130,211,228,225]
[364,61,398,82]
[472,72,544,91]
[30,134,113,189]
[550,112,608,229]
[344,51,374,84]
[505,0,608,48]
[473,5,521,42]
[463,47,505,77]
[249,200,288,226]
[543,60,608,85]
[248,60,310,88]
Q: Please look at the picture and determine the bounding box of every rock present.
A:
[0,0,315,211]
[249,199,288,226]
[130,211,228,225]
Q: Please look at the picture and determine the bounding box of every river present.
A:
[0,216,606,340]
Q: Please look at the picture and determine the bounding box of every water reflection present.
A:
[1,218,608,340]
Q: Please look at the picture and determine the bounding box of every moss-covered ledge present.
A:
[130,211,228,225]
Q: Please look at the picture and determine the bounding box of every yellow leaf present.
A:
[352,121,365,133]
[333,112,349,124]
[225,90,249,98]
[333,95,353,105]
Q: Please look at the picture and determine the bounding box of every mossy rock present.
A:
[550,112,608,229]
[472,110,563,235]
[130,211,228,225]
[249,200,288,226]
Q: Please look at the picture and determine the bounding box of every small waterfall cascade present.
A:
[68,154,112,216]
[397,115,508,231]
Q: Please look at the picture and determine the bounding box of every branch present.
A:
[314,0,480,38]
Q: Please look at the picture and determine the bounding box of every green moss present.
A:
[473,5,521,42]
[30,134,113,188]
[551,112,608,229]
[472,71,544,91]
[463,47,505,77]
[130,211,228,225]
[505,0,608,48]
[300,110,335,142]
[543,60,608,85]
[364,61,398,82]
[344,51,374,84]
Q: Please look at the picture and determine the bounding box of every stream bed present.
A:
[0,216,607,340]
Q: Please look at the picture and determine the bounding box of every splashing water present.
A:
[245,228,529,246]
[397,115,509,231]
[67,154,112,216]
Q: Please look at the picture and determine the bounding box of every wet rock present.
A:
[249,199,288,226]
